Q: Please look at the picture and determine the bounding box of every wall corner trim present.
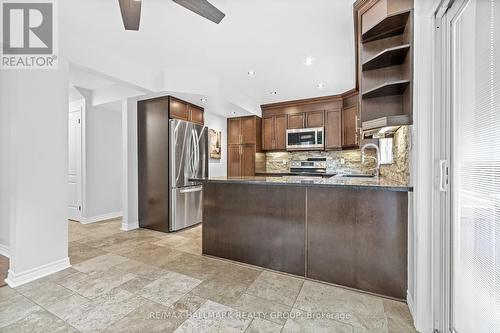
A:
[0,244,10,258]
[121,220,139,231]
[80,211,122,224]
[5,257,71,288]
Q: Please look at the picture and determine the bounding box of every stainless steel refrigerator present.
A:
[169,119,208,231]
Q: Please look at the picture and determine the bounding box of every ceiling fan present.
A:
[118,0,226,31]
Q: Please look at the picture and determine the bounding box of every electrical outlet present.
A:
[340,158,345,165]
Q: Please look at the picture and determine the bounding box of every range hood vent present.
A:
[362,115,410,138]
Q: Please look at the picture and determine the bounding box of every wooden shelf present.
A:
[362,80,410,99]
[362,11,411,43]
[362,44,410,71]
[362,115,411,130]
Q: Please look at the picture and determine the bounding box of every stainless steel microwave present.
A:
[286,127,324,151]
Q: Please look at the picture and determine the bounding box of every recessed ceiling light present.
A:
[316,83,325,89]
[270,91,278,95]
[304,57,314,66]
[247,70,256,77]
[200,98,208,103]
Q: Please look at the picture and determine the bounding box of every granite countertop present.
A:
[255,172,337,177]
[192,175,413,192]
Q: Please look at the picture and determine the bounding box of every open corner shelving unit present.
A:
[355,0,414,134]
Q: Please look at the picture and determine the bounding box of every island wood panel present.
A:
[202,183,306,276]
[307,187,408,299]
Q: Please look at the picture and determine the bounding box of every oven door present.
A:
[286,128,324,150]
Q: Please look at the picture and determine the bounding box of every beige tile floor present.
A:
[0,219,417,333]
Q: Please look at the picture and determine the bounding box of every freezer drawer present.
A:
[170,185,203,231]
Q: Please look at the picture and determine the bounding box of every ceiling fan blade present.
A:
[172,0,225,24]
[118,0,142,30]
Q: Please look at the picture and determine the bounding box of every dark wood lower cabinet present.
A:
[201,181,409,299]
[227,144,256,177]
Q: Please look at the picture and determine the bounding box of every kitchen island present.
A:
[194,176,412,299]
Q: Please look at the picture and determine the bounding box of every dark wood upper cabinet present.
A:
[169,97,189,121]
[228,118,242,145]
[288,113,305,129]
[241,116,258,144]
[342,105,359,148]
[168,97,204,125]
[263,115,286,151]
[189,105,204,125]
[262,117,274,150]
[228,116,261,146]
[227,116,261,176]
[325,110,342,150]
[261,94,358,151]
[306,111,325,128]
[274,115,287,150]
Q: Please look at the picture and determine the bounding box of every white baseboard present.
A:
[0,243,9,258]
[5,257,71,288]
[121,220,139,231]
[407,290,416,323]
[81,211,122,224]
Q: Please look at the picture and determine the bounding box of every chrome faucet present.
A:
[361,143,380,177]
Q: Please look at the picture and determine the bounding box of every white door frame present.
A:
[433,0,477,332]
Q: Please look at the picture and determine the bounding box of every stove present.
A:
[289,157,330,176]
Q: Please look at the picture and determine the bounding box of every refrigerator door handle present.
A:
[179,186,203,193]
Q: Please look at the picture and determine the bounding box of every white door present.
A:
[448,0,500,332]
[68,106,82,221]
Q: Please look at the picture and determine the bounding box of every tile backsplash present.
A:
[264,126,410,183]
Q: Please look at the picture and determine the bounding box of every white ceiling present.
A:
[69,67,117,91]
[62,0,356,109]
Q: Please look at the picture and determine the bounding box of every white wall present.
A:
[204,111,227,177]
[0,77,11,256]
[84,107,123,218]
[1,65,70,286]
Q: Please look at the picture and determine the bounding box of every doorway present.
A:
[436,0,500,331]
[68,101,83,222]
